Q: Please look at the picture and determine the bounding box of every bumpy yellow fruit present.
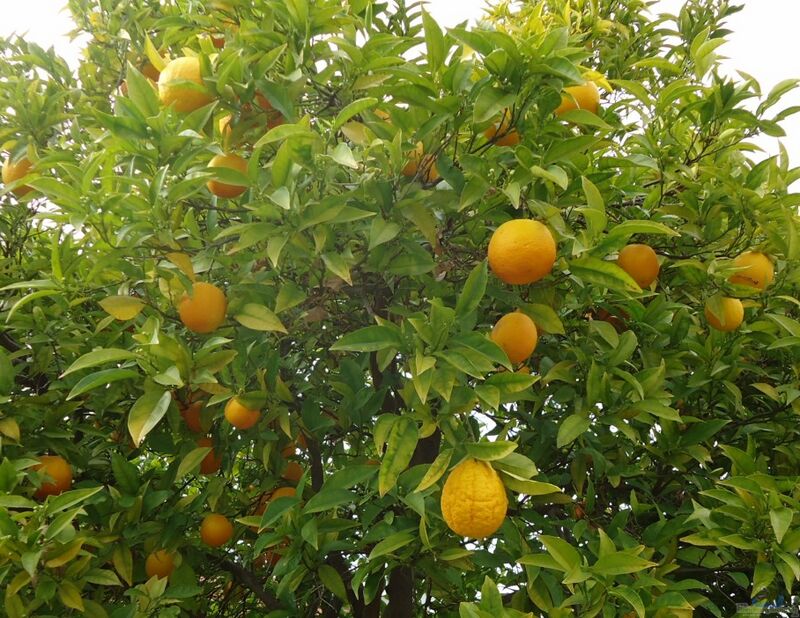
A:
[488,219,557,285]
[729,251,774,290]
[491,312,538,364]
[440,459,508,538]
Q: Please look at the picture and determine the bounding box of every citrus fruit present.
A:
[178,282,227,334]
[197,437,222,474]
[224,397,261,430]
[488,219,557,285]
[705,297,744,332]
[617,244,660,288]
[554,82,600,116]
[145,550,176,579]
[141,62,160,82]
[255,94,285,129]
[207,153,249,198]
[440,459,508,538]
[252,486,296,530]
[200,513,234,547]
[402,142,439,183]
[282,461,303,484]
[157,56,214,113]
[34,455,73,499]
[491,312,538,364]
[484,109,520,147]
[180,401,204,433]
[2,155,33,197]
[729,251,774,290]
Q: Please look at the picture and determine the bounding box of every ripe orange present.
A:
[729,251,774,290]
[180,401,204,433]
[616,244,660,288]
[157,56,214,113]
[255,94,286,130]
[200,513,234,547]
[141,62,160,82]
[34,455,73,499]
[402,142,439,183]
[554,82,600,116]
[705,297,744,332]
[440,459,508,538]
[224,397,261,430]
[252,486,296,530]
[145,550,176,579]
[484,109,520,147]
[197,437,222,474]
[2,155,33,197]
[488,219,557,285]
[282,461,303,484]
[178,281,227,334]
[207,153,249,198]
[491,312,539,364]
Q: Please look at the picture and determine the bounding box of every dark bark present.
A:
[213,556,280,610]
[384,566,414,618]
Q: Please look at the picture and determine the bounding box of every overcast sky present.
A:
[1,1,798,165]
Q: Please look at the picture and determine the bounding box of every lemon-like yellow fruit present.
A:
[178,282,227,334]
[617,244,660,288]
[554,82,600,116]
[488,219,557,285]
[145,550,176,579]
[2,155,34,197]
[729,251,774,290]
[158,56,214,113]
[224,397,261,430]
[440,459,508,538]
[200,513,234,547]
[705,297,744,332]
[491,312,538,364]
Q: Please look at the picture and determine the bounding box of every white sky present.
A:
[1,0,798,165]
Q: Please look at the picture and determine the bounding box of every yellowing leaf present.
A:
[0,418,20,441]
[166,252,196,281]
[144,34,167,71]
[58,580,85,612]
[99,296,145,321]
[45,539,84,568]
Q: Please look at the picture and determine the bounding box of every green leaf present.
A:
[455,261,488,319]
[522,303,564,334]
[46,487,103,515]
[557,414,590,448]
[609,586,646,618]
[368,216,401,250]
[499,474,562,496]
[6,289,60,322]
[58,580,84,612]
[66,368,139,400]
[379,417,419,496]
[321,252,353,285]
[176,447,211,480]
[770,507,793,544]
[254,122,314,147]
[570,257,641,293]
[464,441,518,461]
[0,349,15,395]
[318,564,349,603]
[368,529,416,560]
[333,97,378,130]
[592,551,656,576]
[422,10,446,72]
[608,220,680,239]
[275,283,307,314]
[493,452,538,479]
[539,535,582,572]
[61,349,137,377]
[414,448,453,492]
[84,569,122,586]
[302,488,357,514]
[331,325,403,352]
[234,303,288,333]
[127,390,171,447]
[629,399,681,421]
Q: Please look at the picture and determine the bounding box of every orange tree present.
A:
[1,0,800,616]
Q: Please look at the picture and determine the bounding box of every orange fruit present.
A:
[402,142,439,183]
[729,251,774,290]
[145,550,176,579]
[616,244,660,288]
[180,401,204,433]
[255,94,285,129]
[157,56,214,113]
[440,459,507,538]
[224,397,261,430]
[141,62,160,82]
[178,282,227,334]
[488,219,557,285]
[491,312,538,364]
[200,513,234,547]
[197,437,222,474]
[705,297,744,332]
[484,109,520,147]
[282,461,303,484]
[34,455,72,499]
[554,82,600,116]
[252,486,296,530]
[207,153,249,198]
[2,155,33,197]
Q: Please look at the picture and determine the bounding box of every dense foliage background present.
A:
[1,0,799,616]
